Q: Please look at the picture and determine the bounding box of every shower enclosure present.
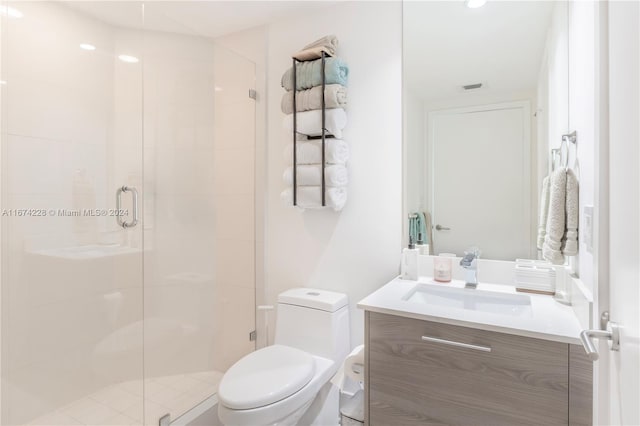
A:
[0,2,257,424]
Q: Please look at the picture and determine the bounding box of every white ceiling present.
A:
[404,1,555,103]
[66,1,554,103]
[66,1,337,39]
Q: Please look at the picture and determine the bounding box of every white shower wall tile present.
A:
[215,285,256,371]
[213,148,255,196]
[6,135,67,195]
[214,237,255,288]
[6,77,112,144]
[213,100,256,151]
[213,194,255,241]
[5,2,115,91]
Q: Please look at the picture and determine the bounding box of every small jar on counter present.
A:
[434,253,456,282]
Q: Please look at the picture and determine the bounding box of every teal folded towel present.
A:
[409,213,428,245]
[281,57,349,91]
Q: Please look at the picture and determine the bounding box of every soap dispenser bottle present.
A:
[401,236,419,280]
[416,233,430,255]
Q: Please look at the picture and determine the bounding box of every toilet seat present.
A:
[218,345,316,410]
[218,352,336,426]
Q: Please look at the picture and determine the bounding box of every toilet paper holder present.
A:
[344,345,365,383]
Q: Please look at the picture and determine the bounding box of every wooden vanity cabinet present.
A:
[365,311,592,426]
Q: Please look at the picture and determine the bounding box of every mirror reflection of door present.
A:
[403,0,565,262]
[429,103,532,260]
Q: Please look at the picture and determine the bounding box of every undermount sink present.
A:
[402,283,533,317]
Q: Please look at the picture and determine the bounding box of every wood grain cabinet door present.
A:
[368,312,569,426]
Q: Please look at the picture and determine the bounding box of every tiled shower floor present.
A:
[27,371,224,426]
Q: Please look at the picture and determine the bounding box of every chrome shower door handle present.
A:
[435,224,451,231]
[116,186,139,229]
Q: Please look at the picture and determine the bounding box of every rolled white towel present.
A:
[284,139,349,165]
[283,108,347,139]
[283,165,348,187]
[281,186,347,212]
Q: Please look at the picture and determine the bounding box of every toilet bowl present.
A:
[218,288,350,426]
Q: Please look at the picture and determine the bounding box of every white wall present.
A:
[539,0,598,293]
[265,1,402,347]
[568,1,597,292]
[538,0,569,226]
[537,1,570,271]
[542,0,570,160]
[404,92,425,216]
[219,2,403,348]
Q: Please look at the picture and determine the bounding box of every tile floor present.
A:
[27,370,224,426]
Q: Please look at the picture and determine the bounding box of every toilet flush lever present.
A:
[580,311,620,361]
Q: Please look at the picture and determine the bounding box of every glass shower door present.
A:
[141,4,257,420]
[1,2,146,424]
[1,2,258,424]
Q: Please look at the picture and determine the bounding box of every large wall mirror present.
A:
[404,0,570,261]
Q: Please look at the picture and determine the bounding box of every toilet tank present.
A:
[274,288,350,365]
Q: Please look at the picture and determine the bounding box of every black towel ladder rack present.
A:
[292,50,333,207]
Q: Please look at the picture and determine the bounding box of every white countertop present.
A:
[357,277,584,345]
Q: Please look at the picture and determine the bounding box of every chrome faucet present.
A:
[460,247,481,288]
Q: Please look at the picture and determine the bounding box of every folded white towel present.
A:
[537,175,550,250]
[562,169,579,255]
[514,260,556,292]
[281,186,347,211]
[543,169,567,264]
[284,139,349,165]
[283,108,347,139]
[283,165,348,187]
[514,280,555,293]
[281,84,347,114]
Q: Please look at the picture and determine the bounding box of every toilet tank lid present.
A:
[278,288,348,312]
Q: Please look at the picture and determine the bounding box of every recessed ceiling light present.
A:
[118,54,139,64]
[0,5,24,18]
[80,43,96,51]
[215,86,223,92]
[0,80,7,85]
[465,0,487,9]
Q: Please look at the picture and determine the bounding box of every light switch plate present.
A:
[583,205,594,253]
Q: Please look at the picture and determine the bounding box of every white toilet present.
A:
[218,288,350,426]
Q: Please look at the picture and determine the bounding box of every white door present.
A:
[597,1,640,424]
[428,102,532,260]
